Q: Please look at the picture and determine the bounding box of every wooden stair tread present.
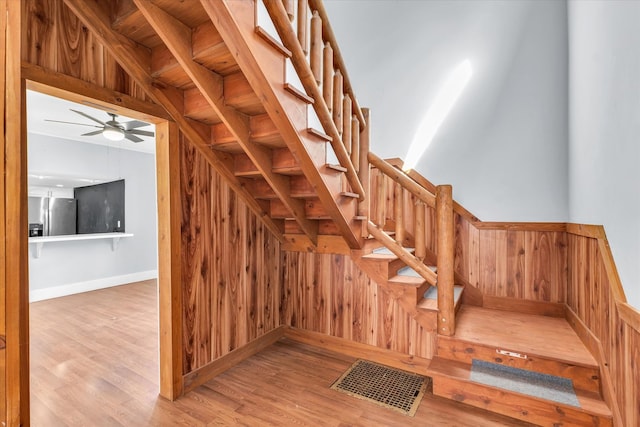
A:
[255,26,292,58]
[455,306,598,369]
[284,83,314,104]
[429,357,612,426]
[307,127,332,141]
[339,191,359,199]
[326,164,347,173]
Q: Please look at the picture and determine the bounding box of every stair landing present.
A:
[453,306,596,368]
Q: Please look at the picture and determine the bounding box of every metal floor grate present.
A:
[330,360,429,416]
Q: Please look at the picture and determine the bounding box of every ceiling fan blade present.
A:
[81,130,104,136]
[44,119,102,128]
[123,120,151,130]
[70,109,107,126]
[126,129,155,137]
[125,133,144,143]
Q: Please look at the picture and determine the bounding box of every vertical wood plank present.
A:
[0,0,7,420]
[454,213,469,283]
[5,0,29,422]
[494,230,508,297]
[330,254,344,338]
[156,121,183,400]
[23,0,58,68]
[0,0,7,421]
[506,231,525,298]
[479,230,496,296]
[468,223,480,288]
[524,232,552,302]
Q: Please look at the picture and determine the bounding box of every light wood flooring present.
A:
[30,281,533,426]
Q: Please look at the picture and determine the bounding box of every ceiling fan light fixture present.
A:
[102,126,125,141]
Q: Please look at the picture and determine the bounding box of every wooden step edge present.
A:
[234,170,263,178]
[353,215,367,221]
[436,335,602,395]
[272,166,303,175]
[437,334,601,372]
[290,191,317,199]
[255,26,292,58]
[429,357,613,422]
[307,127,332,142]
[339,191,359,199]
[326,163,347,173]
[284,83,314,104]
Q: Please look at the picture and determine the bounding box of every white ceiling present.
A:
[27,90,157,189]
[27,90,156,154]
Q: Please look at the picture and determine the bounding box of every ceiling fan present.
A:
[45,109,154,143]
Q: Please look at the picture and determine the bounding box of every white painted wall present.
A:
[27,134,158,301]
[568,0,640,309]
[325,0,569,222]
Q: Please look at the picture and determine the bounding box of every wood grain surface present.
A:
[29,281,534,426]
[180,135,282,374]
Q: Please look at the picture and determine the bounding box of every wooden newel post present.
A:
[436,184,455,336]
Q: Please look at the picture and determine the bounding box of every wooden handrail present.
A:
[367,221,438,286]
[307,0,365,128]
[263,0,365,201]
[368,152,436,207]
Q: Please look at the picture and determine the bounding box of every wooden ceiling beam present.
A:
[133,0,318,245]
[62,0,285,241]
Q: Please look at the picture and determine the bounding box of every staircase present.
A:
[63,0,615,425]
[428,306,613,426]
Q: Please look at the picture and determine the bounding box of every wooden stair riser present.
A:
[437,336,602,395]
[271,198,337,220]
[181,72,265,119]
[210,114,284,152]
[150,20,238,84]
[358,256,406,283]
[431,372,611,427]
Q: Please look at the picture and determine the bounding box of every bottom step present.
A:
[428,357,612,427]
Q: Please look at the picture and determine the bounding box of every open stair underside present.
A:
[59,1,617,425]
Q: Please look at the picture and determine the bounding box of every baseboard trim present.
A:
[565,306,623,427]
[182,326,286,394]
[482,295,566,317]
[283,327,431,375]
[29,270,158,302]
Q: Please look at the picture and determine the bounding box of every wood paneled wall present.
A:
[281,252,436,359]
[22,0,148,101]
[566,228,640,427]
[455,219,567,303]
[180,136,282,374]
[369,167,568,303]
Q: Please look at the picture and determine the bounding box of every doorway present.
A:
[16,77,183,424]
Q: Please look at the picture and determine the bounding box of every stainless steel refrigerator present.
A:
[28,197,77,236]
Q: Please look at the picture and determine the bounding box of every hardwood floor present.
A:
[30,281,533,426]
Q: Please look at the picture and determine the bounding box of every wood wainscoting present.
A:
[281,251,437,360]
[179,134,283,377]
[565,224,640,427]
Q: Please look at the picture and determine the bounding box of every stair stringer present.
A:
[205,0,362,249]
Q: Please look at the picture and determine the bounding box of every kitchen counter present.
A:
[29,232,134,258]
